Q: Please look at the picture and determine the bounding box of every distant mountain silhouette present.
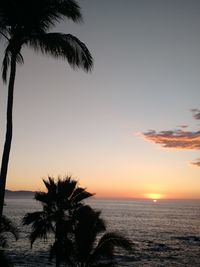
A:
[5,189,35,198]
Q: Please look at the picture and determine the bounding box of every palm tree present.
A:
[0,215,19,266]
[0,0,93,218]
[22,176,93,267]
[62,205,132,267]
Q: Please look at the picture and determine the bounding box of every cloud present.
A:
[143,129,200,150]
[191,159,200,167]
[177,125,188,129]
[191,109,200,120]
[142,109,200,167]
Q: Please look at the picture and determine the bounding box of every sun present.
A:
[145,193,163,202]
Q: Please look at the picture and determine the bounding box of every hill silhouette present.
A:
[5,190,35,198]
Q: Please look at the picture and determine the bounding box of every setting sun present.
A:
[145,193,163,200]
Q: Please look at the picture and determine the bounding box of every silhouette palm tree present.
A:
[0,215,19,266]
[22,176,93,267]
[0,0,93,218]
[61,205,132,267]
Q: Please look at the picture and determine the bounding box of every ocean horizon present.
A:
[5,189,200,201]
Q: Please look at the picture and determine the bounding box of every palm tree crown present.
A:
[0,0,93,82]
[23,176,94,266]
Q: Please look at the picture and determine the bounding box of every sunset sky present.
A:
[0,0,200,199]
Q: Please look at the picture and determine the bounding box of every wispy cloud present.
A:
[142,109,200,167]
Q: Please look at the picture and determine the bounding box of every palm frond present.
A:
[22,211,53,247]
[51,0,82,23]
[35,177,57,204]
[0,0,59,31]
[16,53,24,64]
[26,0,82,29]
[43,177,57,191]
[1,43,23,83]
[35,192,56,208]
[35,192,49,204]
[27,32,93,72]
[71,187,94,204]
[90,232,132,263]
[57,176,77,199]
[2,46,11,83]
[0,28,9,41]
[0,0,82,33]
[22,211,42,225]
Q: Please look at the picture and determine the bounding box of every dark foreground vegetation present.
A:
[1,176,132,267]
[0,215,19,266]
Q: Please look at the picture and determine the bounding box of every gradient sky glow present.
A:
[1,0,200,199]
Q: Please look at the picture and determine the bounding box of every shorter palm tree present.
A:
[64,205,132,267]
[22,176,93,267]
[0,215,19,267]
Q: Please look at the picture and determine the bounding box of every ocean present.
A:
[3,198,200,266]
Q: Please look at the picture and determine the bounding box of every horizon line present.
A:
[5,189,200,201]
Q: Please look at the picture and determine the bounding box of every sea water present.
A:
[3,198,200,266]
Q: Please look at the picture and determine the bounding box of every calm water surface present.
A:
[4,198,200,266]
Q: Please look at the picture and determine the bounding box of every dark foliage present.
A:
[70,205,132,267]
[0,215,19,266]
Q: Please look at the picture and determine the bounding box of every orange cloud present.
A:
[143,130,200,150]
[143,109,200,167]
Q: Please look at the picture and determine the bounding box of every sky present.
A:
[0,0,200,199]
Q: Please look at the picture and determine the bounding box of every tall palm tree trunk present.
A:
[0,53,17,218]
